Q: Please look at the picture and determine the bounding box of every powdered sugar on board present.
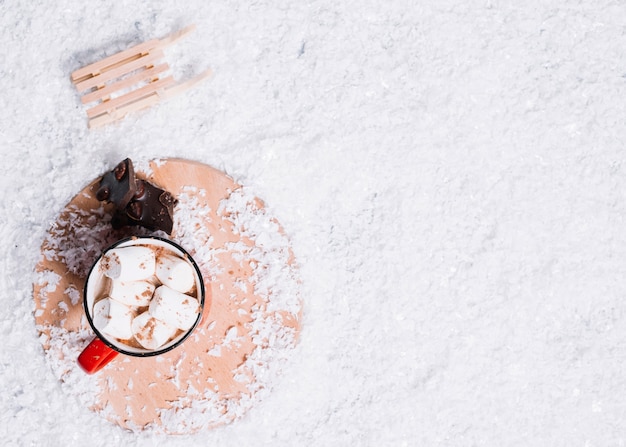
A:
[33,159,302,434]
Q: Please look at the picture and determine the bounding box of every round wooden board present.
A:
[33,159,302,433]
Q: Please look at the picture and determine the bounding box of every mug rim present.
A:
[83,235,205,357]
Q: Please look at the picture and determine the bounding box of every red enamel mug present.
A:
[78,236,205,374]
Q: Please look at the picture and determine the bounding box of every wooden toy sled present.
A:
[71,25,211,128]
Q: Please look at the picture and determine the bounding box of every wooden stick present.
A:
[71,39,159,83]
[155,24,197,50]
[75,50,165,93]
[88,94,162,129]
[71,25,196,83]
[160,68,213,100]
[87,76,175,118]
[81,63,170,104]
[87,69,212,128]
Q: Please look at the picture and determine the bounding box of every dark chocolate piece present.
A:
[111,179,178,234]
[95,158,136,208]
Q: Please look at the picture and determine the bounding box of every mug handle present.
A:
[78,338,118,374]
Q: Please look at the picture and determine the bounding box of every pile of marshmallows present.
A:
[93,245,200,350]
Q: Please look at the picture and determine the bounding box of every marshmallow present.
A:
[131,311,178,350]
[108,279,155,307]
[100,246,155,282]
[92,298,133,340]
[149,285,200,331]
[155,253,195,293]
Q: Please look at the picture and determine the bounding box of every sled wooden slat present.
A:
[81,63,170,104]
[71,39,160,83]
[86,75,175,119]
[74,50,164,93]
[88,95,161,129]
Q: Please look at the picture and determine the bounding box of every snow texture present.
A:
[2,0,626,446]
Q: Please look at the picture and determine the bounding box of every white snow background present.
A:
[2,0,626,445]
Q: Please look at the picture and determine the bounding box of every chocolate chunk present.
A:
[95,158,136,208]
[111,179,178,234]
[95,158,178,234]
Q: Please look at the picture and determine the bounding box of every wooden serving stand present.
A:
[33,159,301,433]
